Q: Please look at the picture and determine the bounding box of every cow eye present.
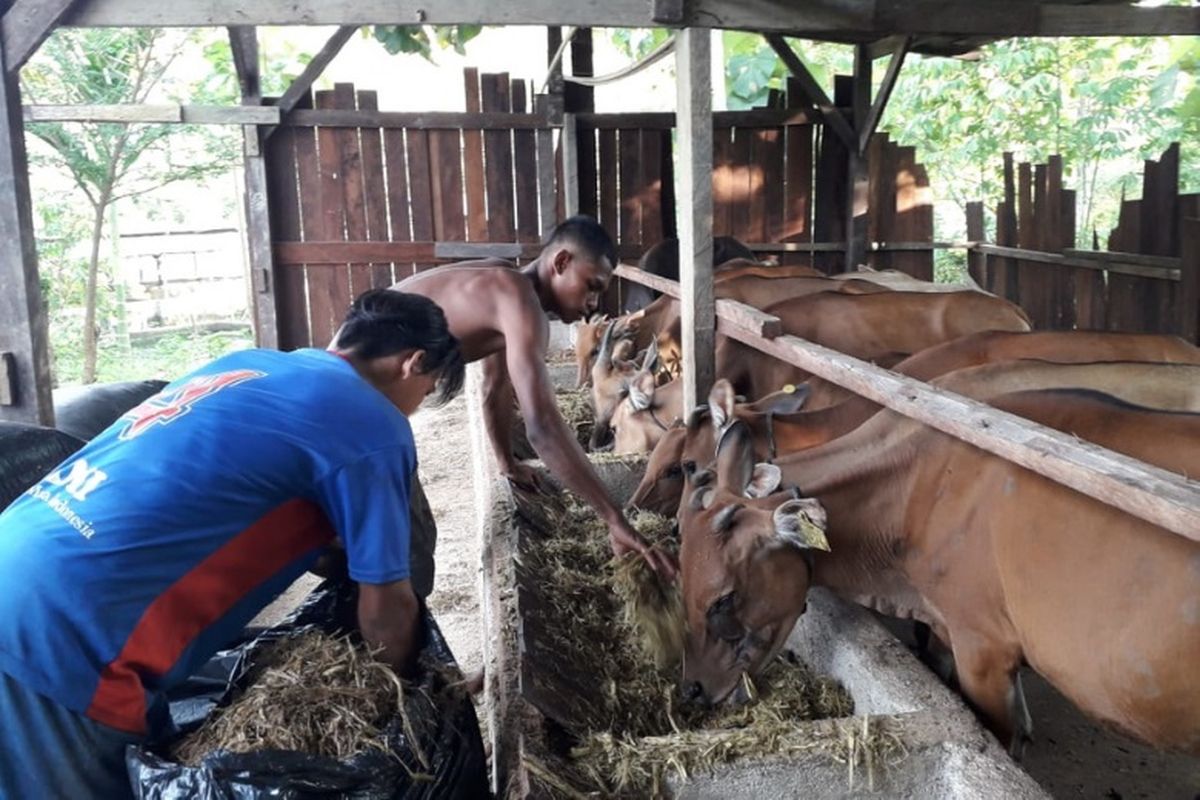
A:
[666,463,683,477]
[706,592,742,642]
[590,347,599,357]
[682,459,697,475]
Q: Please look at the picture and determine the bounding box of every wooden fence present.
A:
[265,68,936,349]
[967,144,1199,342]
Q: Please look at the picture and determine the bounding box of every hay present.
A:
[522,489,861,798]
[555,388,595,449]
[173,631,429,772]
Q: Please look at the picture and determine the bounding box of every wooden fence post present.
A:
[1181,216,1199,345]
[965,201,985,286]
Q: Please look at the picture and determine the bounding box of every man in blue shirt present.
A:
[0,289,464,799]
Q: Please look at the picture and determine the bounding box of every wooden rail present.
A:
[615,265,1200,544]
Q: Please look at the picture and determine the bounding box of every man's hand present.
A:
[503,461,552,493]
[608,517,679,582]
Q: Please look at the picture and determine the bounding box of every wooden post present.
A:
[0,34,52,424]
[675,27,715,416]
[844,44,870,272]
[243,126,279,349]
[561,112,580,217]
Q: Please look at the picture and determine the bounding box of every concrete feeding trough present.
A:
[478,456,1049,799]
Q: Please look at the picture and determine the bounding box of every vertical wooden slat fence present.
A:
[971,144,1199,343]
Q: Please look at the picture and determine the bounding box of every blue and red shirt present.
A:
[0,348,416,736]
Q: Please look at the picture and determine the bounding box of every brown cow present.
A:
[831,266,991,294]
[628,359,1200,515]
[574,264,840,388]
[802,329,1200,409]
[679,391,1200,755]
[600,290,1030,453]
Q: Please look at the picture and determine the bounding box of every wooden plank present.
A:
[356,91,391,288]
[1106,199,1143,331]
[1016,161,1038,325]
[782,95,813,249]
[482,72,515,242]
[332,84,371,300]
[720,327,1200,544]
[265,117,309,349]
[996,152,1018,299]
[2,0,78,75]
[974,243,1179,281]
[765,34,855,152]
[845,43,871,272]
[640,124,664,246]
[243,128,278,349]
[1047,155,1072,329]
[965,201,985,287]
[712,125,733,237]
[618,128,642,246]
[0,54,51,423]
[62,0,1200,39]
[729,126,753,240]
[276,241,542,263]
[228,26,260,100]
[760,127,785,243]
[864,133,886,267]
[597,128,618,235]
[23,103,281,124]
[675,27,715,416]
[409,130,438,247]
[1063,249,1181,269]
[382,126,412,278]
[275,26,357,118]
[614,265,781,338]
[0,352,14,406]
[430,127,466,245]
[660,128,677,241]
[1181,216,1199,344]
[293,93,327,348]
[534,94,557,238]
[560,112,579,216]
[313,89,350,343]
[512,79,540,245]
[462,68,488,243]
[283,108,548,129]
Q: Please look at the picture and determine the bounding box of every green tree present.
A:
[369,25,483,60]
[22,28,234,384]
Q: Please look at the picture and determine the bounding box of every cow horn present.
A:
[712,503,743,537]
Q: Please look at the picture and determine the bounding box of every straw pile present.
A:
[521,489,865,798]
[555,388,595,449]
[173,632,428,773]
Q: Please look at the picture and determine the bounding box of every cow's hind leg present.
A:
[951,631,1028,758]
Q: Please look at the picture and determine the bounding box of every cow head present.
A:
[573,314,610,388]
[626,380,809,515]
[678,421,829,707]
[589,328,659,450]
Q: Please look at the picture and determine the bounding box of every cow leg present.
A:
[1007,670,1035,759]
[951,633,1026,757]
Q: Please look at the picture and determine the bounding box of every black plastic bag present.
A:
[53,379,167,442]
[127,580,490,799]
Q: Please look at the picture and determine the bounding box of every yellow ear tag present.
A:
[782,384,796,394]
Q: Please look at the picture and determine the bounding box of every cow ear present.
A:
[708,379,737,432]
[627,369,657,411]
[745,463,782,498]
[611,339,637,365]
[688,485,716,510]
[748,383,810,417]
[712,503,742,539]
[640,344,659,374]
[772,498,831,552]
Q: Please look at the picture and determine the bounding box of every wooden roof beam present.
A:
[263,24,356,140]
[858,35,909,153]
[61,0,1200,39]
[765,34,856,152]
[227,25,259,102]
[2,0,78,75]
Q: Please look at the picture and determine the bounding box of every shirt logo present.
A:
[44,458,108,501]
[118,369,266,441]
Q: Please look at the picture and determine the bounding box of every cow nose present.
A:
[681,681,706,705]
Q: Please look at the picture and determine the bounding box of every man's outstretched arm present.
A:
[480,351,534,485]
[500,297,676,579]
[358,579,421,674]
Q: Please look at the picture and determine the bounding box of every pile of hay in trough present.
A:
[173,632,428,774]
[520,489,867,798]
[510,388,595,458]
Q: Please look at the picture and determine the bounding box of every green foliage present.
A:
[195,33,315,103]
[370,25,483,61]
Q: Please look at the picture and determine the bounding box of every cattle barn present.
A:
[0,0,1198,798]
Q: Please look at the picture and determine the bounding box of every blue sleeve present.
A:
[314,445,415,584]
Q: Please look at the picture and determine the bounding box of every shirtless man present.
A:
[395,216,675,579]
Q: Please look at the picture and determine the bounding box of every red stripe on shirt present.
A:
[85,499,336,733]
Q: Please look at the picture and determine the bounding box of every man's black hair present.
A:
[335,289,465,407]
[544,214,618,268]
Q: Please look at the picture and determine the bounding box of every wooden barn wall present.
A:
[267,69,936,348]
[975,144,1199,341]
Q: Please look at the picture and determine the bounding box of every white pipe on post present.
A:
[675,27,715,416]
